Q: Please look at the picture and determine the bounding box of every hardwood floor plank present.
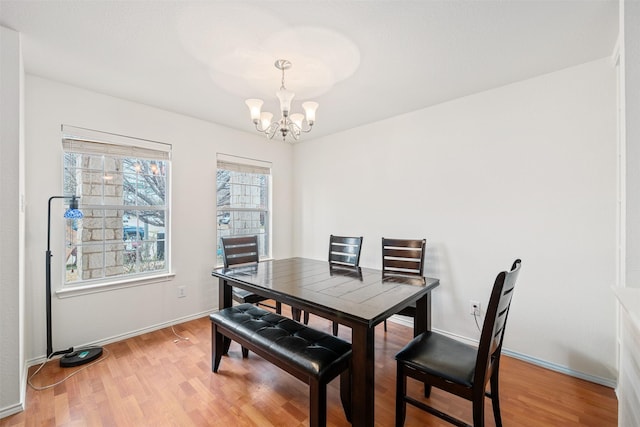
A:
[1,305,617,426]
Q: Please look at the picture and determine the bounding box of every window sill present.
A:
[56,272,176,299]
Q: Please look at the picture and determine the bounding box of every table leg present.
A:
[350,324,375,427]
[414,292,432,336]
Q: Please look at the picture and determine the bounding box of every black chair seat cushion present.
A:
[395,331,477,387]
[211,303,352,379]
[232,287,268,305]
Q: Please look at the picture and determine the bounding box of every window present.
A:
[62,125,171,286]
[216,154,271,265]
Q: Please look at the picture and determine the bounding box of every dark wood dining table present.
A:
[211,257,440,427]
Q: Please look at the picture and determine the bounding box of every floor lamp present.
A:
[46,195,103,367]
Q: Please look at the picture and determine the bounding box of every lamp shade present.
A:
[64,208,83,219]
[64,196,83,219]
[290,113,304,130]
[302,102,319,124]
[260,112,273,130]
[276,88,295,117]
[245,99,264,123]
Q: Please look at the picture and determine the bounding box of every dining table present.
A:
[211,257,440,427]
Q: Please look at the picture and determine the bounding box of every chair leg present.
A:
[309,379,326,427]
[340,369,352,422]
[241,346,249,358]
[472,392,485,427]
[292,307,302,322]
[303,311,310,325]
[212,324,224,372]
[396,362,407,427]
[275,301,282,314]
[424,383,431,398]
[332,321,339,336]
[490,369,503,427]
[384,319,388,331]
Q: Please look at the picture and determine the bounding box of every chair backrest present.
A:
[221,235,259,268]
[475,259,522,388]
[381,238,426,277]
[328,235,363,267]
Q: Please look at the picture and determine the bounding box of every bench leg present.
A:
[340,369,352,422]
[211,323,224,373]
[309,379,326,427]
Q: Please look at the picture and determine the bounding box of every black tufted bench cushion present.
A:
[210,303,352,427]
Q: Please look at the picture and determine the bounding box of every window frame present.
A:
[59,125,172,293]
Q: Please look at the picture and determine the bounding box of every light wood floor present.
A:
[2,304,617,426]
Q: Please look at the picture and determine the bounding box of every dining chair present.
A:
[292,235,363,336]
[328,235,363,335]
[220,235,282,313]
[381,237,426,331]
[221,235,282,358]
[395,259,522,427]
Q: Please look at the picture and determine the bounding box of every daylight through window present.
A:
[62,125,171,286]
[216,155,271,265]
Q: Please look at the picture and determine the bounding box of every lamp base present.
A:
[59,347,103,367]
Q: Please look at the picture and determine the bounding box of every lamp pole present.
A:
[46,195,103,366]
[46,196,76,358]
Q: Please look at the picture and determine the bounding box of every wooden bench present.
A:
[210,303,352,427]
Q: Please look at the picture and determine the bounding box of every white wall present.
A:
[23,75,293,361]
[624,0,640,287]
[0,26,25,418]
[293,58,617,383]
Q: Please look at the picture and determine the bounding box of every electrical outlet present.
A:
[177,286,186,298]
[469,300,480,315]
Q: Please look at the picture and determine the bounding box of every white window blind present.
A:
[62,125,171,161]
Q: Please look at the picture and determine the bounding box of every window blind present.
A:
[217,153,271,175]
[62,125,171,160]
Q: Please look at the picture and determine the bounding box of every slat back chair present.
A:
[293,235,364,333]
[221,235,259,268]
[328,235,363,335]
[381,237,426,330]
[329,235,364,267]
[221,235,281,313]
[382,237,426,277]
[221,235,282,358]
[395,259,522,427]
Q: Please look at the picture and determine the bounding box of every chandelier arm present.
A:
[299,122,314,133]
[254,121,267,133]
[265,122,280,140]
[287,123,301,141]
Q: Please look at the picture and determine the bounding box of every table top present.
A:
[212,257,440,328]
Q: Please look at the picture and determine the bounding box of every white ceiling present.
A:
[0,0,619,141]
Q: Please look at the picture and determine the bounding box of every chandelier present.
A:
[245,59,319,142]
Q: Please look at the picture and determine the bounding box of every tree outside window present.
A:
[62,127,170,285]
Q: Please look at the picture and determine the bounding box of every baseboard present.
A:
[26,309,214,367]
[0,401,25,420]
[500,348,617,389]
[386,315,617,389]
[0,350,29,420]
